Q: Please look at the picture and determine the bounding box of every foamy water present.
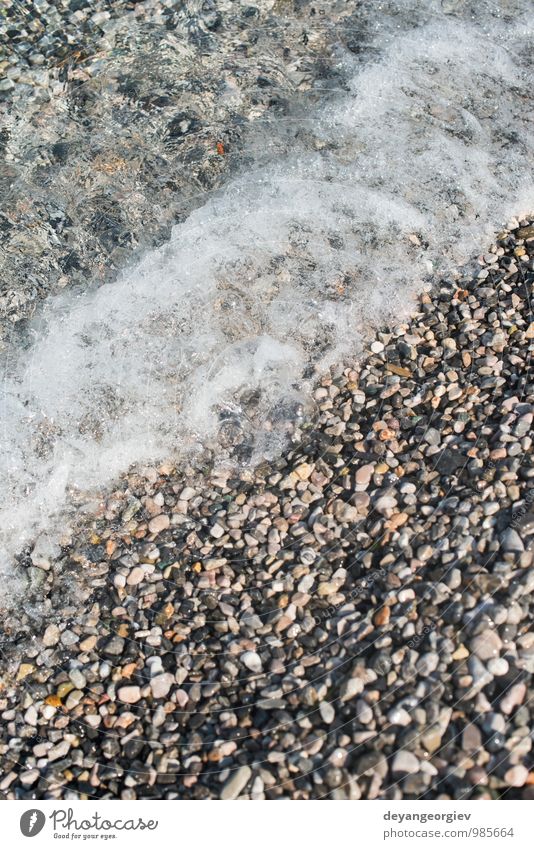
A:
[1,2,533,593]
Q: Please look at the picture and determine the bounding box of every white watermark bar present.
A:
[3,800,533,848]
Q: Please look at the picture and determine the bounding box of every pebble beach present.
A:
[1,0,534,802]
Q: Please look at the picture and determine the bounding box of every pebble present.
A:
[150,673,174,699]
[42,624,60,647]
[470,630,503,661]
[144,514,166,536]
[221,766,252,800]
[504,766,528,787]
[391,752,420,775]
[387,707,412,727]
[501,683,527,715]
[1,207,533,802]
[241,651,262,674]
[319,702,336,724]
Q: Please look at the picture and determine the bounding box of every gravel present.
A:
[0,219,533,800]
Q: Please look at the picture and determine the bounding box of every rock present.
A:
[501,528,524,552]
[340,677,364,702]
[30,534,60,570]
[294,462,313,480]
[421,727,442,754]
[424,427,441,445]
[462,724,482,753]
[355,699,373,724]
[501,683,527,715]
[103,636,125,657]
[210,522,226,538]
[391,751,420,774]
[387,707,412,727]
[180,487,196,500]
[333,501,360,523]
[47,740,70,762]
[150,673,174,699]
[118,686,141,704]
[127,566,145,586]
[16,663,34,681]
[241,651,262,674]
[467,656,494,693]
[504,765,528,787]
[355,465,374,489]
[319,701,336,724]
[487,657,508,676]
[148,514,170,534]
[60,630,79,647]
[19,769,39,787]
[68,669,86,690]
[416,652,439,675]
[221,765,252,800]
[470,629,502,660]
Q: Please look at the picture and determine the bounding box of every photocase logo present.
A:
[20,809,46,838]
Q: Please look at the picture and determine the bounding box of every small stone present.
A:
[416,652,439,676]
[452,644,469,660]
[373,606,390,626]
[319,701,335,724]
[68,669,86,690]
[47,740,70,762]
[470,629,502,660]
[355,699,373,724]
[333,501,360,523]
[79,635,97,652]
[104,636,125,656]
[501,528,524,552]
[127,566,145,586]
[462,724,482,753]
[294,462,313,480]
[241,651,262,674]
[60,630,79,646]
[421,728,442,754]
[501,683,526,715]
[424,427,441,445]
[391,751,420,774]
[118,686,141,704]
[340,678,364,702]
[387,707,412,727]
[150,673,174,699]
[30,534,60,570]
[180,487,196,500]
[221,765,252,800]
[56,682,74,700]
[487,657,508,676]
[148,514,170,534]
[16,663,34,682]
[355,465,374,489]
[19,769,39,787]
[42,624,60,647]
[504,765,528,787]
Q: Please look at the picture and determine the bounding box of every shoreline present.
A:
[1,220,533,800]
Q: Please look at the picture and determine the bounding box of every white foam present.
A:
[1,3,533,594]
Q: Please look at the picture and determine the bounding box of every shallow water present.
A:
[1,0,533,595]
